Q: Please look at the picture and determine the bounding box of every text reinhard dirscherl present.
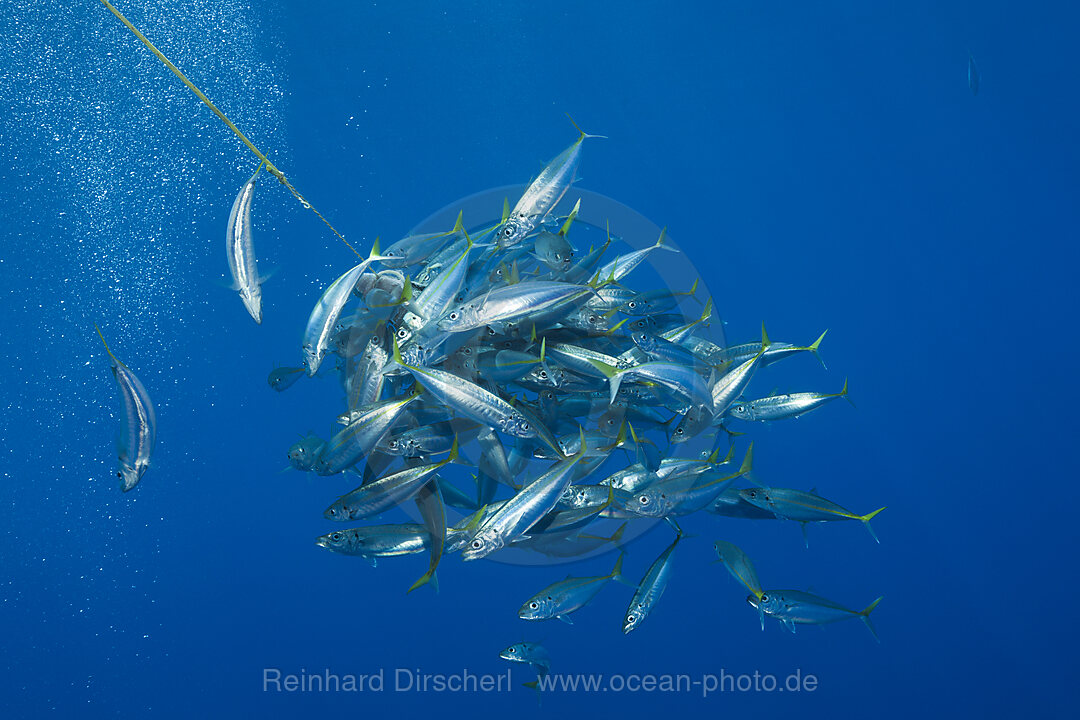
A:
[262,668,820,696]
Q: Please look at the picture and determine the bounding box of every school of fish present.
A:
[97,124,884,656]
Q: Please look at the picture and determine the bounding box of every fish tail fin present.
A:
[737,442,754,477]
[808,329,828,368]
[451,210,464,234]
[523,679,543,705]
[698,297,714,325]
[501,197,511,223]
[443,436,460,466]
[610,552,625,581]
[859,597,883,642]
[398,276,414,304]
[390,336,405,368]
[369,236,382,259]
[559,199,581,237]
[407,569,439,594]
[587,359,622,403]
[760,322,772,351]
[565,113,607,140]
[654,227,679,253]
[602,318,628,337]
[575,427,588,460]
[860,506,886,543]
[838,377,856,408]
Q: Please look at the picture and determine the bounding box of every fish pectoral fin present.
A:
[783,619,796,634]
[557,615,574,625]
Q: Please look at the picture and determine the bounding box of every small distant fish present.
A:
[287,434,326,472]
[519,553,626,623]
[267,365,305,392]
[323,439,457,521]
[727,379,852,422]
[739,485,885,543]
[714,540,882,639]
[95,325,156,492]
[226,164,265,324]
[713,540,765,600]
[499,641,551,696]
[315,524,431,565]
[623,528,682,634]
[302,241,387,376]
[497,120,601,248]
[748,590,883,642]
[968,53,980,95]
[381,211,464,268]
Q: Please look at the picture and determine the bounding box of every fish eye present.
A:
[471,539,483,549]
[116,471,122,478]
[588,315,598,323]
[639,495,649,505]
[674,427,684,435]
[529,602,539,609]
[626,614,635,623]
[539,370,548,379]
[449,312,459,320]
[328,508,337,516]
[760,594,768,602]
[503,228,512,236]
[520,422,530,431]
[628,301,636,309]
[508,647,517,653]
[331,532,343,541]
[397,329,407,338]
[747,490,756,498]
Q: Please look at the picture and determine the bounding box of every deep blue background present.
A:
[2,0,1077,717]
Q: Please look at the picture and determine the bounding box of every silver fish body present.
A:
[623,530,682,634]
[225,166,264,324]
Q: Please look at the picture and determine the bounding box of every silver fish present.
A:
[96,325,155,492]
[727,379,851,422]
[497,124,600,248]
[302,242,387,375]
[748,590,883,641]
[225,164,264,324]
[623,529,682,634]
[462,437,587,560]
[519,553,625,623]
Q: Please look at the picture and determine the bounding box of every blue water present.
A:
[2,1,1077,716]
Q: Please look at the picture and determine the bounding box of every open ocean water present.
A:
[1,1,1077,717]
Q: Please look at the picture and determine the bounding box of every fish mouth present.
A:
[315,537,330,548]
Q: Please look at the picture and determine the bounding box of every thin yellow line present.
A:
[97,0,359,257]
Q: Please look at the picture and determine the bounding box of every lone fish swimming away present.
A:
[95,324,156,492]
[226,164,265,324]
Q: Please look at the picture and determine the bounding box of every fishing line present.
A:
[97,0,360,257]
